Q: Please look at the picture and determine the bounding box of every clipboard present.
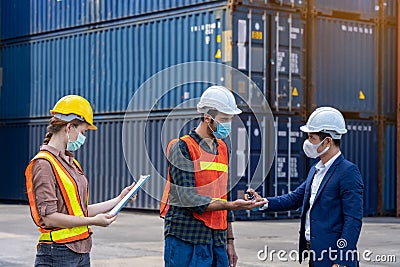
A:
[108,175,150,216]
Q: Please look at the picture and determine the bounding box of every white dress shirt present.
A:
[305,151,341,241]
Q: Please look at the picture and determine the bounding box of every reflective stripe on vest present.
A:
[199,162,228,173]
[25,151,91,244]
[160,135,228,230]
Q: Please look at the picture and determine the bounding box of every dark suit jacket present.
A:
[267,154,364,267]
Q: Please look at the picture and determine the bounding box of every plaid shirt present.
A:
[164,129,234,245]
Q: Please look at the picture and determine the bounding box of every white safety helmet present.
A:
[197,85,242,115]
[300,107,347,139]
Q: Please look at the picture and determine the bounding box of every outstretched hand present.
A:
[230,198,268,211]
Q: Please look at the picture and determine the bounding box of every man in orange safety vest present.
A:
[160,86,267,267]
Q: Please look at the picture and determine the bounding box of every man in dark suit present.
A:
[249,107,364,267]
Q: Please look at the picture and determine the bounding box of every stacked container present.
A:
[309,0,398,216]
[0,0,397,217]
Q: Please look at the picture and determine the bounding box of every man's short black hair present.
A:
[200,109,218,122]
[316,132,341,147]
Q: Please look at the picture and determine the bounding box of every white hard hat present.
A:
[300,107,347,139]
[197,85,242,115]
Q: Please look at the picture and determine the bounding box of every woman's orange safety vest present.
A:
[25,151,92,244]
[160,135,229,230]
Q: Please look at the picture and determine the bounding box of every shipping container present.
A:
[315,17,376,115]
[313,15,397,117]
[0,9,227,118]
[314,0,396,19]
[1,0,228,40]
[0,0,311,41]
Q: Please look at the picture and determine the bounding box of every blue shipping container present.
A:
[1,0,227,40]
[1,8,228,118]
[315,17,376,114]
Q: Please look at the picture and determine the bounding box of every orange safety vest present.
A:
[160,135,229,230]
[25,151,92,244]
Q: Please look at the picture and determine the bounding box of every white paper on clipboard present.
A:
[108,175,150,216]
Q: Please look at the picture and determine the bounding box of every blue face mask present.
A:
[67,127,86,151]
[211,121,232,139]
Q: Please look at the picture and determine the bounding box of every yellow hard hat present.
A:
[50,95,97,130]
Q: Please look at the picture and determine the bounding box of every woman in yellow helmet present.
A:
[25,95,136,267]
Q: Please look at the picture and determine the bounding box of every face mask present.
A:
[303,138,330,159]
[210,121,232,139]
[67,127,86,151]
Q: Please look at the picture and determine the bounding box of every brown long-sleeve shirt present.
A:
[31,145,92,253]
